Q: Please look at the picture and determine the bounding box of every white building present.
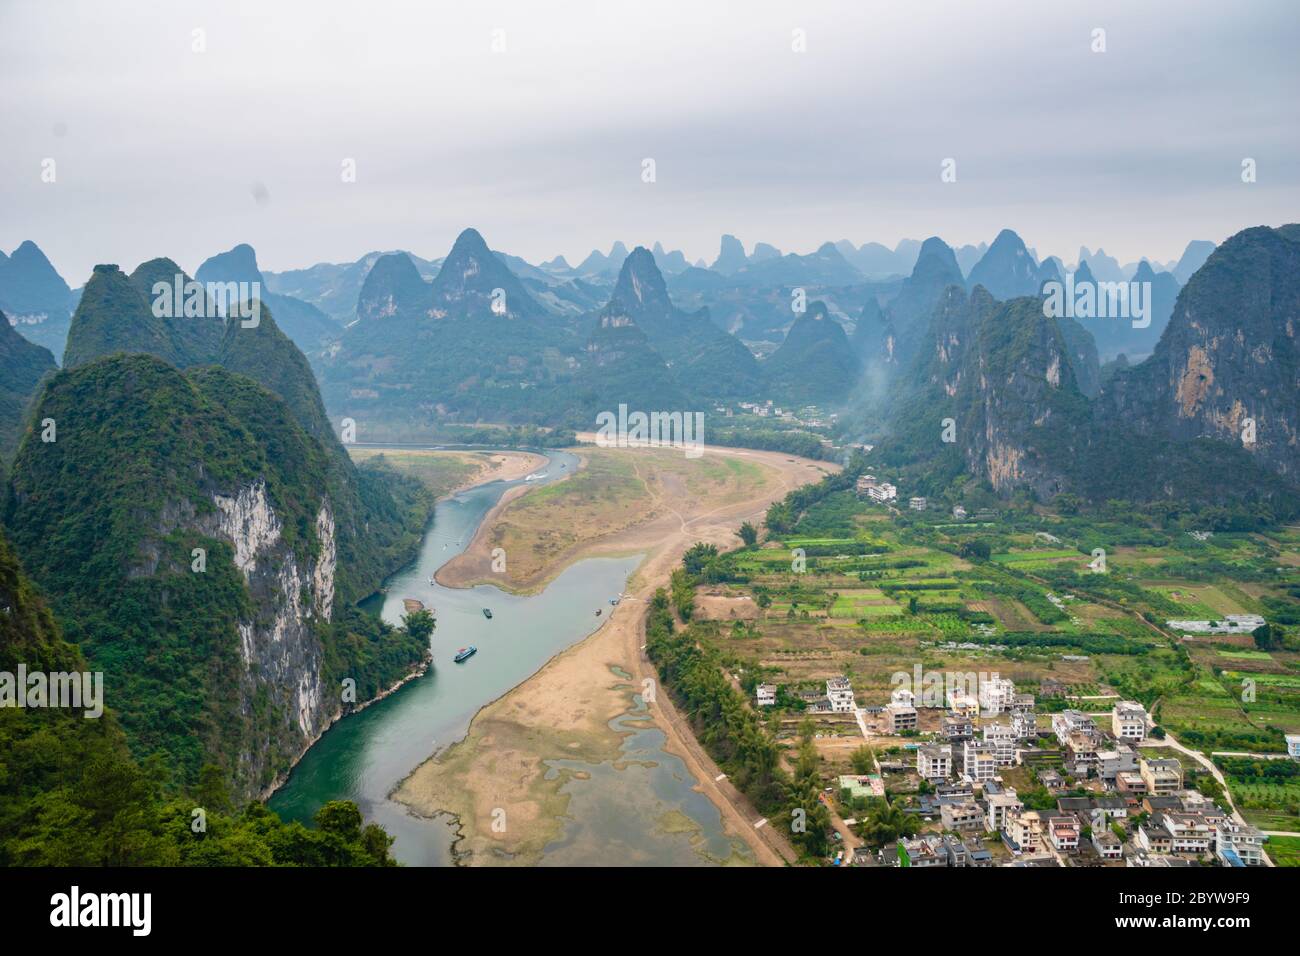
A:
[1011,709,1038,739]
[962,741,996,783]
[1286,734,1300,759]
[867,482,897,503]
[984,724,1018,766]
[1004,810,1042,853]
[1052,710,1097,745]
[1111,701,1148,741]
[1216,822,1266,867]
[825,676,855,713]
[756,683,777,707]
[909,496,927,511]
[979,676,1016,715]
[1097,743,1140,781]
[917,744,953,782]
[986,789,1023,832]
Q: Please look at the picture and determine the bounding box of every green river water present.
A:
[268,449,752,866]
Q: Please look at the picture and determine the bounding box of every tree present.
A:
[959,539,992,562]
[1253,622,1280,651]
[858,799,909,848]
[850,745,875,775]
[737,522,758,547]
[670,569,695,620]
[683,542,719,576]
[401,608,436,643]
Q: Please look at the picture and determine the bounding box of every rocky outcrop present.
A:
[1097,224,1300,480]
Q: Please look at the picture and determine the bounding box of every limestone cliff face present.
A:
[164,478,341,796]
[1097,225,1300,479]
[963,297,1090,498]
[885,288,1091,500]
[880,225,1300,508]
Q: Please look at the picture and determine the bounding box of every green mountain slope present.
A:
[763,302,858,405]
[63,264,185,369]
[0,309,57,460]
[3,354,427,799]
[0,525,400,865]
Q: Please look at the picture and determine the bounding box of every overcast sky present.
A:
[2,0,1296,282]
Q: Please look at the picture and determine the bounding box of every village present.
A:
[754,670,1276,867]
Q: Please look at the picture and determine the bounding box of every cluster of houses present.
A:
[759,675,859,714]
[884,680,1268,867]
[752,670,1279,866]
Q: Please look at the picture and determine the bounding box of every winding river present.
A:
[269,448,751,866]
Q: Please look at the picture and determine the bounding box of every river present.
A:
[269,448,752,866]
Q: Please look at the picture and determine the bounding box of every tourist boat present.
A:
[482,608,493,619]
[595,608,602,616]
[609,597,619,605]
[454,646,477,663]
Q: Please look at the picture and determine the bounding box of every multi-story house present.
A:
[898,834,978,868]
[1011,708,1038,739]
[825,676,855,713]
[940,801,986,832]
[1065,730,1101,776]
[1092,828,1124,860]
[1139,757,1183,796]
[1003,809,1042,854]
[1158,813,1214,854]
[1111,701,1148,741]
[979,676,1017,716]
[885,687,918,733]
[941,714,974,743]
[1051,709,1097,745]
[1097,743,1139,781]
[1216,822,1266,867]
[1047,814,1081,853]
[1116,770,1147,794]
[984,724,1018,766]
[755,683,777,707]
[947,691,980,718]
[962,741,996,783]
[917,744,953,782]
[986,789,1023,832]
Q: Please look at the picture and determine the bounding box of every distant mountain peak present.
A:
[966,229,1040,299]
[712,234,747,273]
[612,247,672,313]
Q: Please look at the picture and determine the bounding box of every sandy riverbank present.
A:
[393,443,836,865]
[448,450,548,492]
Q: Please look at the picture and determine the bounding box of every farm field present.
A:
[691,487,1300,774]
